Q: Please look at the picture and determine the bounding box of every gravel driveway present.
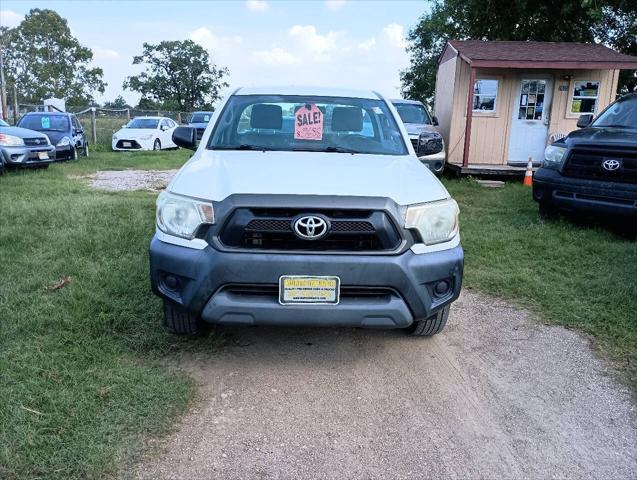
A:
[131,291,637,479]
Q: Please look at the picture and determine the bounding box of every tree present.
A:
[401,0,637,104]
[103,95,130,109]
[1,9,106,106]
[124,40,228,111]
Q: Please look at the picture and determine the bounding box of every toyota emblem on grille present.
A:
[35,139,41,144]
[602,159,621,171]
[293,215,329,240]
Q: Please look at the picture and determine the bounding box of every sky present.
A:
[0,0,430,107]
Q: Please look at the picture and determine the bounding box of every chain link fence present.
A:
[13,104,193,149]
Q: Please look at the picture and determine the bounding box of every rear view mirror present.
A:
[172,126,197,150]
[431,116,439,126]
[576,114,593,128]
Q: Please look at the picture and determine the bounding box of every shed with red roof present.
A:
[434,40,637,174]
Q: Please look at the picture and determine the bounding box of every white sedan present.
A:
[112,116,178,151]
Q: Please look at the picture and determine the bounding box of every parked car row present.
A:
[0,111,91,172]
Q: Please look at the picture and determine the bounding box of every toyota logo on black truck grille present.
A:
[602,159,621,171]
[293,215,329,240]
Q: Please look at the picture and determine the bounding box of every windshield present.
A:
[592,96,637,129]
[127,118,159,129]
[0,119,9,127]
[208,95,408,155]
[393,103,431,125]
[18,114,69,132]
[190,113,212,123]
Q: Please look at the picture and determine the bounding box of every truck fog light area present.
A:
[434,280,451,297]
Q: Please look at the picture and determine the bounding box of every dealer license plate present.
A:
[123,141,132,147]
[38,152,49,160]
[279,275,340,305]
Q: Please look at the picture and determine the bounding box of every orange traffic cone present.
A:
[523,157,533,187]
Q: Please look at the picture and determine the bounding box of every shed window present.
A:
[570,81,599,114]
[473,79,498,112]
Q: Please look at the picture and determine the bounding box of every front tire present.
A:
[153,139,161,151]
[82,143,89,157]
[162,300,200,335]
[71,147,78,161]
[407,305,450,337]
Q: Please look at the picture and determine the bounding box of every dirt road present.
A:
[133,291,637,479]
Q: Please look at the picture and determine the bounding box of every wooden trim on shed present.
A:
[462,67,476,167]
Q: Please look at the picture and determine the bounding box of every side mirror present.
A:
[576,114,593,128]
[75,128,83,134]
[417,131,443,156]
[172,126,197,150]
[431,116,439,126]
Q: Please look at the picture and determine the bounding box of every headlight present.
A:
[112,134,118,140]
[57,136,71,146]
[156,191,215,239]
[543,145,567,168]
[405,198,459,245]
[140,134,154,140]
[0,134,24,146]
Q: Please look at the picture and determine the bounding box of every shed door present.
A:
[508,77,553,165]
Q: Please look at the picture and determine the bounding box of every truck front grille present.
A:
[562,145,637,183]
[411,137,443,155]
[219,208,402,252]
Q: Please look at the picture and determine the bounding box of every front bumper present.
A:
[150,236,464,328]
[0,144,56,167]
[55,144,74,160]
[410,135,446,175]
[533,167,637,217]
[112,138,154,151]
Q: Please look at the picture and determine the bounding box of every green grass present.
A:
[446,178,637,389]
[1,154,635,478]
[0,150,216,479]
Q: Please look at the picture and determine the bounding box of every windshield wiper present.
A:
[214,144,274,151]
[292,146,358,154]
[597,124,636,129]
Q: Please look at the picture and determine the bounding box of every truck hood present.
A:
[0,126,50,141]
[169,150,449,205]
[565,127,637,147]
[114,128,156,139]
[404,123,439,138]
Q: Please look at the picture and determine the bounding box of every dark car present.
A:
[17,112,89,161]
[0,118,56,171]
[533,92,637,220]
[187,111,214,141]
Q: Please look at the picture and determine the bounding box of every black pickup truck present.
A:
[533,92,637,220]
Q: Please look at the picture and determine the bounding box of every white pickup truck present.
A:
[150,86,463,336]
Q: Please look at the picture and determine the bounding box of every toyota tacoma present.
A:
[534,92,637,219]
[150,87,463,336]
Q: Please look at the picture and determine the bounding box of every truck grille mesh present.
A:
[219,208,401,252]
[563,146,637,183]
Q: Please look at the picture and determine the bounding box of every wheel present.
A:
[71,147,78,161]
[82,143,89,157]
[539,201,558,220]
[407,305,450,337]
[162,300,200,335]
[153,139,161,151]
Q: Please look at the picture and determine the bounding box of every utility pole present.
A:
[13,84,18,124]
[0,46,8,121]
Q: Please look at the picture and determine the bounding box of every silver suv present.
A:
[391,99,446,175]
